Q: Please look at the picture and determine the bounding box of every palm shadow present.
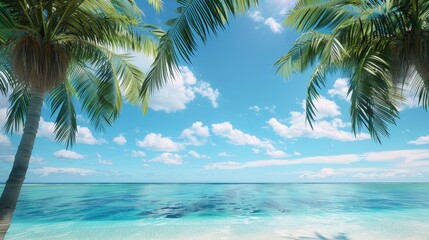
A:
[283,232,349,240]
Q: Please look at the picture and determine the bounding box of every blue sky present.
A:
[1,0,429,183]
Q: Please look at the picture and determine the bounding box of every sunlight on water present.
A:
[5,183,429,240]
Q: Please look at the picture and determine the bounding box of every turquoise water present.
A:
[4,183,429,239]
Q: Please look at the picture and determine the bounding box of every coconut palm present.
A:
[276,0,429,142]
[0,0,162,237]
[0,0,261,237]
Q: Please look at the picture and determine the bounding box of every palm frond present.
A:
[4,83,30,133]
[348,47,399,142]
[141,0,258,103]
[147,0,164,13]
[47,80,77,148]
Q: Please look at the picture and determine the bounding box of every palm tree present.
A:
[275,0,429,142]
[0,0,163,237]
[0,0,260,237]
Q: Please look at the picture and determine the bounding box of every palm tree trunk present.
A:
[0,89,45,240]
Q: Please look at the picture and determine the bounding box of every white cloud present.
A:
[264,105,277,113]
[96,153,113,166]
[212,122,286,157]
[304,96,340,119]
[149,66,219,112]
[248,11,264,22]
[193,81,220,108]
[131,150,147,158]
[0,155,14,163]
[249,105,276,114]
[33,167,95,176]
[248,11,283,34]
[353,170,422,179]
[54,150,85,160]
[267,97,370,141]
[0,133,11,147]
[30,156,47,165]
[1,155,46,164]
[298,168,423,180]
[264,18,283,33]
[137,133,182,152]
[299,168,339,179]
[38,118,56,138]
[98,159,113,166]
[113,134,127,145]
[148,153,183,165]
[205,149,429,170]
[38,118,105,145]
[268,0,298,11]
[328,78,350,101]
[180,121,210,146]
[218,152,233,157]
[249,105,261,113]
[188,150,208,159]
[408,135,429,145]
[76,126,105,145]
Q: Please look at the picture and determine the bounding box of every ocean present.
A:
[4,183,429,239]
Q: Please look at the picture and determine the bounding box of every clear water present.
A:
[4,183,429,239]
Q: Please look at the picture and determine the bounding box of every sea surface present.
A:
[4,183,429,240]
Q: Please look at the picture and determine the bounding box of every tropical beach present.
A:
[6,183,429,240]
[1,0,429,239]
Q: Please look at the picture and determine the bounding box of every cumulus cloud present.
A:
[131,150,147,158]
[264,17,283,33]
[188,150,208,159]
[113,134,127,145]
[267,97,370,141]
[33,167,95,176]
[328,78,350,101]
[212,122,287,158]
[147,153,183,165]
[137,133,182,152]
[149,66,219,112]
[193,82,220,108]
[180,121,210,146]
[248,11,283,33]
[37,118,105,145]
[54,150,85,160]
[408,135,429,145]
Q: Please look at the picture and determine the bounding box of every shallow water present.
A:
[4,183,429,239]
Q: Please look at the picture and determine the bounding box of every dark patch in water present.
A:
[165,214,183,218]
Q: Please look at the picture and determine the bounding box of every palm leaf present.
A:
[141,0,259,105]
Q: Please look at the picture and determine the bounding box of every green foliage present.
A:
[0,0,161,147]
[277,0,429,143]
[141,0,259,108]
